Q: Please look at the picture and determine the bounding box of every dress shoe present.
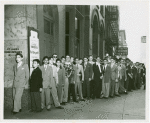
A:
[56,106,64,109]
[87,97,90,100]
[124,91,128,94]
[80,99,85,101]
[12,111,18,115]
[110,96,114,98]
[47,109,51,111]
[19,109,22,112]
[104,97,108,99]
[61,102,66,105]
[36,109,43,112]
[115,94,121,97]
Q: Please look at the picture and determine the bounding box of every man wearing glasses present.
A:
[52,53,57,65]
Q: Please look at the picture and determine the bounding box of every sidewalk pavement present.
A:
[4,85,145,120]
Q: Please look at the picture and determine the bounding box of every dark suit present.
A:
[133,66,138,89]
[93,63,103,98]
[127,65,134,91]
[83,62,92,98]
[30,67,43,111]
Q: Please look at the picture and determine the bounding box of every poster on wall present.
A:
[28,27,40,76]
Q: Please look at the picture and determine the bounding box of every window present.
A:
[44,18,53,35]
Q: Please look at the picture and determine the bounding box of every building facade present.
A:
[116,30,128,59]
[4,5,120,110]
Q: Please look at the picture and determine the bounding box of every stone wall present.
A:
[4,5,37,110]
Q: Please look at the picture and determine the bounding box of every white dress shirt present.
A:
[96,62,101,72]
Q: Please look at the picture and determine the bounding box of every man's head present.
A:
[16,53,23,63]
[61,56,66,64]
[89,55,93,62]
[103,58,108,65]
[48,56,53,64]
[66,55,70,62]
[43,56,49,65]
[32,59,40,68]
[84,57,88,63]
[75,57,79,64]
[53,53,57,62]
[70,56,74,63]
[79,58,83,65]
[96,56,101,63]
[56,59,61,67]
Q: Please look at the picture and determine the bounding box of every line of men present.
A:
[12,53,146,114]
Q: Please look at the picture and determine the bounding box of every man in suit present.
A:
[92,56,103,99]
[127,61,134,92]
[83,57,92,99]
[118,59,128,94]
[12,53,29,114]
[88,55,95,98]
[30,59,43,112]
[102,58,111,99]
[73,57,85,101]
[68,56,77,103]
[56,59,66,104]
[48,57,64,109]
[109,57,118,98]
[133,62,138,90]
[40,56,53,111]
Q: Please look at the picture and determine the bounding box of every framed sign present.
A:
[28,27,40,76]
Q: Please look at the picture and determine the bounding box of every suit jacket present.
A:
[40,65,53,88]
[110,64,118,80]
[83,62,92,80]
[119,64,127,80]
[103,64,111,83]
[30,67,43,92]
[13,62,29,88]
[50,65,58,85]
[73,64,84,82]
[93,63,103,82]
[57,66,65,86]
[133,66,138,79]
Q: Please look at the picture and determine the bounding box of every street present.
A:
[4,85,145,120]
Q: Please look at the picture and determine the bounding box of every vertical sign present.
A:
[141,36,146,43]
[28,27,40,76]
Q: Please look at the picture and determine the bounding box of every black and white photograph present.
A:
[1,0,149,121]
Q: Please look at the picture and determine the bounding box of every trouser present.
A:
[31,92,41,111]
[103,83,110,97]
[124,78,129,91]
[83,79,90,98]
[110,79,115,96]
[93,80,102,98]
[133,76,137,89]
[63,77,69,102]
[68,83,76,102]
[13,87,24,112]
[41,88,51,109]
[137,74,141,89]
[128,77,133,91]
[119,78,126,93]
[115,82,119,95]
[90,80,95,97]
[75,81,83,99]
[50,79,61,107]
[57,85,64,103]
